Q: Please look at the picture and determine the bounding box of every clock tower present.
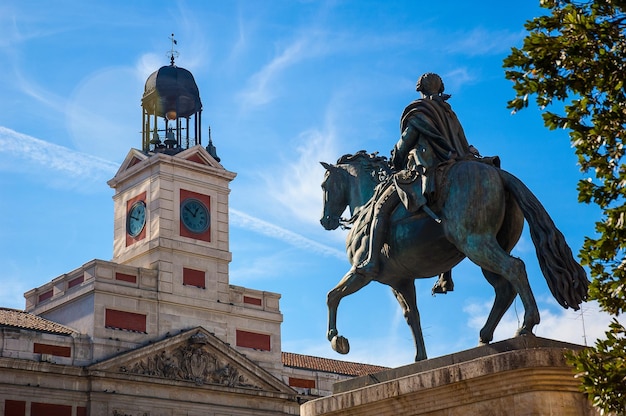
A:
[107,57,236,306]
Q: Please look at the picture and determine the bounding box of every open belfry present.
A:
[0,43,387,416]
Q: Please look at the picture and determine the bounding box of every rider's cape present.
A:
[394,96,472,169]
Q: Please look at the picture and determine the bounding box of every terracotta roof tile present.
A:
[282,352,389,377]
[0,308,75,335]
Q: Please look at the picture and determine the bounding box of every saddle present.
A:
[425,154,501,211]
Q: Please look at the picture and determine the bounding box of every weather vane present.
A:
[168,33,179,66]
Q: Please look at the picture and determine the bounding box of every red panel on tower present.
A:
[105,309,147,333]
[115,272,137,283]
[289,377,316,388]
[38,290,53,303]
[183,267,205,288]
[236,330,271,351]
[34,343,71,358]
[243,296,262,306]
[5,400,26,416]
[30,403,72,416]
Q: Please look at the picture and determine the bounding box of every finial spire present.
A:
[206,126,220,162]
[168,33,179,66]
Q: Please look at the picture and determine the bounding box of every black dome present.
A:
[142,65,202,118]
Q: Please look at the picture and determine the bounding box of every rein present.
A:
[338,213,358,230]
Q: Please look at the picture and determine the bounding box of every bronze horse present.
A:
[320,149,588,361]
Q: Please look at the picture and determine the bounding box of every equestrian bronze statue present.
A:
[320,73,588,361]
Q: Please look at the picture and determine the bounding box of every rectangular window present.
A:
[30,403,72,416]
[243,296,262,306]
[236,330,270,351]
[289,377,316,388]
[67,275,84,289]
[183,267,205,288]
[33,343,71,358]
[115,272,137,284]
[38,290,53,303]
[5,400,26,416]
[105,309,147,333]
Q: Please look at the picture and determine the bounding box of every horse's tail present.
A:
[498,169,589,310]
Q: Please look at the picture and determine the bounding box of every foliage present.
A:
[569,320,626,414]
[503,0,626,413]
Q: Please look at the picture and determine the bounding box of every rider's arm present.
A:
[391,123,420,170]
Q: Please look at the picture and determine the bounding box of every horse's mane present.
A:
[336,150,391,176]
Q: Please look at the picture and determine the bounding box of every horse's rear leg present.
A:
[464,239,540,338]
[479,269,517,345]
[327,270,373,354]
[392,280,427,361]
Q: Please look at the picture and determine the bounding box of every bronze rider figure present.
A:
[353,73,480,294]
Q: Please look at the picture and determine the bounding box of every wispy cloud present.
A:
[267,127,339,225]
[0,126,118,180]
[0,4,75,49]
[443,67,477,93]
[169,4,210,71]
[446,27,525,56]
[230,208,344,260]
[65,66,143,161]
[264,83,368,227]
[238,38,308,107]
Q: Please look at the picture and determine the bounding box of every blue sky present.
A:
[0,0,616,367]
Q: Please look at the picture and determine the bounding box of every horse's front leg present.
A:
[327,268,373,355]
[392,279,427,361]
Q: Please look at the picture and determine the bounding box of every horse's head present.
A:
[320,161,349,230]
[320,151,391,231]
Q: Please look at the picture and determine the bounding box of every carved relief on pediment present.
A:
[119,332,262,389]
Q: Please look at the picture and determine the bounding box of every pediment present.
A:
[114,148,148,176]
[178,145,222,169]
[89,327,294,394]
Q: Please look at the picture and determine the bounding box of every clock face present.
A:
[181,198,210,233]
[127,201,146,237]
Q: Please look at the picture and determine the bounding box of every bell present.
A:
[164,128,177,147]
[149,131,161,145]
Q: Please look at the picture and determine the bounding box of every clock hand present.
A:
[184,206,196,217]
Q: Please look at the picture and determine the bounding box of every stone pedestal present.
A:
[301,337,598,416]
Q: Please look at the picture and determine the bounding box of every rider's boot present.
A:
[354,216,387,278]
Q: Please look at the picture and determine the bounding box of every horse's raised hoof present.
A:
[331,335,350,354]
